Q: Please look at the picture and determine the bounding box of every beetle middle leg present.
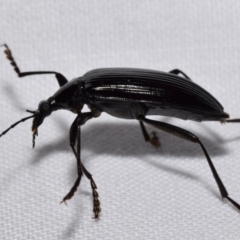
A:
[137,115,240,211]
[139,120,160,147]
[61,112,101,219]
[1,44,68,87]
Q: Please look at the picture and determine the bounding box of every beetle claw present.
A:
[60,200,68,206]
[149,131,161,148]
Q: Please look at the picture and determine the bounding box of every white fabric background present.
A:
[1,1,240,239]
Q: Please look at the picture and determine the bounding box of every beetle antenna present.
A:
[32,129,38,149]
[0,114,36,138]
[26,109,37,114]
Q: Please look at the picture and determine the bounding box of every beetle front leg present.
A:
[61,113,93,203]
[61,115,83,204]
[61,112,101,218]
[138,115,240,212]
[77,112,101,219]
[139,120,161,147]
[81,163,101,219]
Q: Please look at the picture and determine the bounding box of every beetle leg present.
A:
[1,44,68,87]
[225,119,240,123]
[139,120,161,147]
[137,115,240,212]
[61,112,101,218]
[169,69,192,81]
[61,115,83,204]
[81,163,101,219]
[77,112,101,219]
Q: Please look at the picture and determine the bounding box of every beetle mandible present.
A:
[1,44,240,219]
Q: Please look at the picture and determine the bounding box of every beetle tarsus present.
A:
[81,164,101,219]
[139,120,161,147]
[92,189,101,219]
[1,44,21,76]
[1,44,68,87]
[61,176,82,203]
[149,131,161,148]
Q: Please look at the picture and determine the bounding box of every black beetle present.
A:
[1,44,240,219]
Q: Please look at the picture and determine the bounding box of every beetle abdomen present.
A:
[83,68,228,121]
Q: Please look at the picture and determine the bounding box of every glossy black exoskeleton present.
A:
[1,44,240,219]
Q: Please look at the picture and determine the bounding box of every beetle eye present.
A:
[38,100,52,116]
[42,103,50,111]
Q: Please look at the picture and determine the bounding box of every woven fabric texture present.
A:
[1,1,240,239]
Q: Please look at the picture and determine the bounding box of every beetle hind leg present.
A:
[139,120,161,148]
[169,69,192,81]
[225,119,240,123]
[138,115,240,212]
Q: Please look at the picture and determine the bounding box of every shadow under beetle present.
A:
[1,44,240,219]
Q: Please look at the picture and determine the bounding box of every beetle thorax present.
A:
[52,78,84,113]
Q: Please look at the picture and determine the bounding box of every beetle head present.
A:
[0,96,61,148]
[0,99,54,147]
[32,100,53,133]
[29,97,60,148]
